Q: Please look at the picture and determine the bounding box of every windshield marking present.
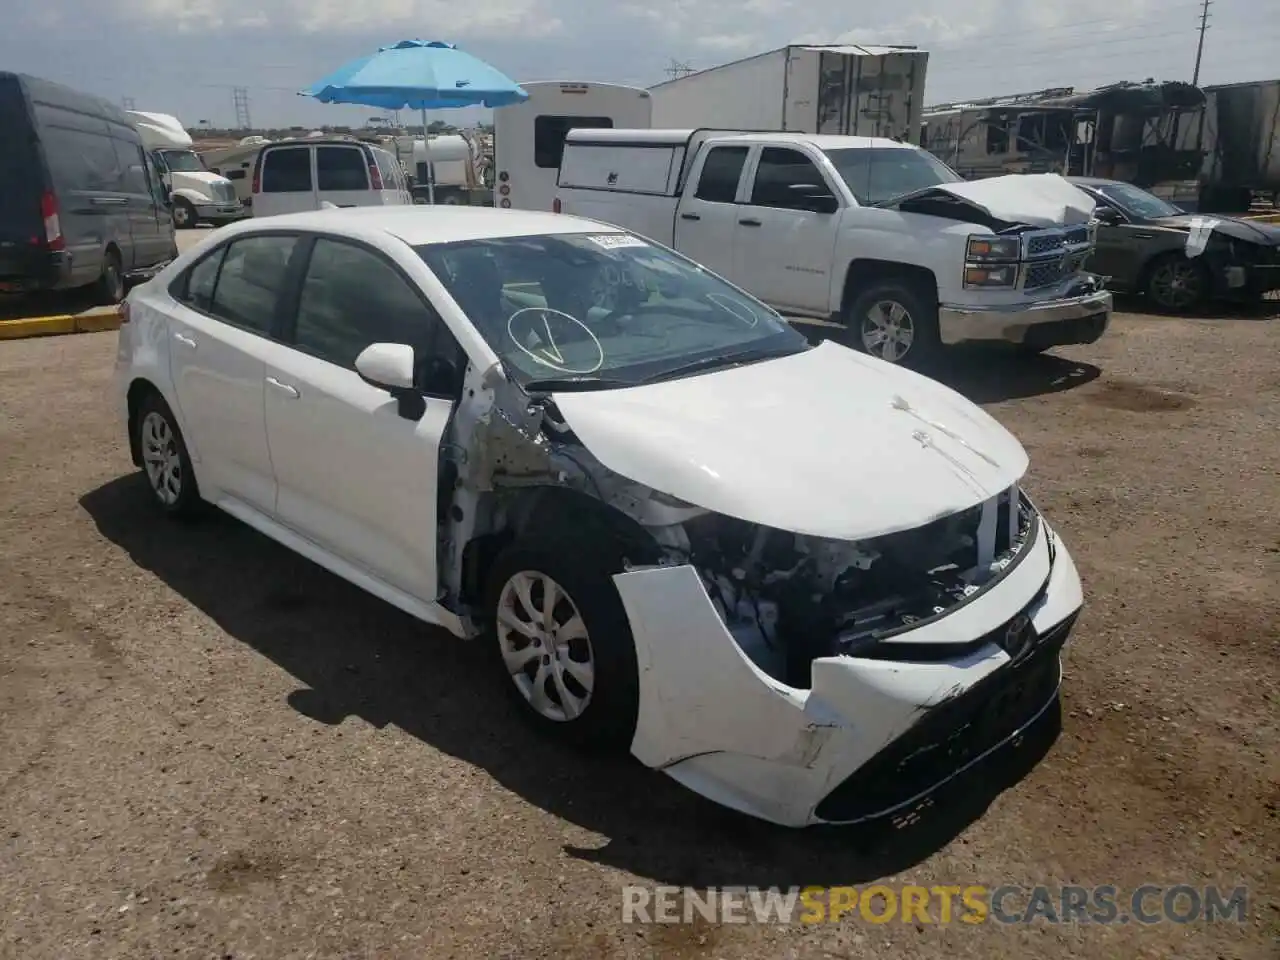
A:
[506,307,605,374]
[704,293,761,328]
[585,233,648,250]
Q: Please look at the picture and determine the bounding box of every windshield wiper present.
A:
[521,375,633,393]
[639,345,806,385]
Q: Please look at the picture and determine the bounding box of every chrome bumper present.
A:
[939,289,1113,346]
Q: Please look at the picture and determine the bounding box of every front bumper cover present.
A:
[612,521,1083,828]
[938,288,1113,346]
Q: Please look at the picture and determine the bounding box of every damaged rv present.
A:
[116,206,1084,828]
[921,81,1208,208]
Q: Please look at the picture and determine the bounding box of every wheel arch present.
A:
[840,259,939,316]
[459,484,664,607]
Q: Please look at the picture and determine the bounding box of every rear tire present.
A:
[93,248,125,305]
[483,534,639,750]
[841,279,940,368]
[134,392,202,519]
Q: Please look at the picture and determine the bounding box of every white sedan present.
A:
[115,206,1084,828]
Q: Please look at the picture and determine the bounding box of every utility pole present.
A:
[664,59,694,81]
[232,86,252,130]
[1192,0,1212,86]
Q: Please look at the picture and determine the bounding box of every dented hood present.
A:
[896,173,1097,227]
[552,342,1028,541]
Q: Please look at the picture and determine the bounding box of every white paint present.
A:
[921,173,1098,227]
[554,340,1028,541]
[355,342,415,389]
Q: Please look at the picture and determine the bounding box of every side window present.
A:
[41,125,125,192]
[372,149,403,190]
[749,147,834,210]
[112,140,150,196]
[293,238,454,388]
[225,169,247,182]
[174,248,226,312]
[693,146,749,203]
[206,235,297,334]
[533,115,613,169]
[262,148,313,193]
[316,147,369,191]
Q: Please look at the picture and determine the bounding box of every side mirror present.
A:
[787,184,838,214]
[357,342,425,419]
[356,342,415,390]
[806,194,839,214]
[1093,206,1124,225]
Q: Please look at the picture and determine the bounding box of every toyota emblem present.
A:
[1002,614,1033,660]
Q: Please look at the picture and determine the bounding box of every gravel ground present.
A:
[1,304,1277,959]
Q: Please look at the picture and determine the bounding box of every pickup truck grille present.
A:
[1024,250,1091,289]
[1022,224,1091,258]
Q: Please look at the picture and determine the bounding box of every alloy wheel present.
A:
[861,299,916,362]
[496,570,595,722]
[1150,260,1203,310]
[140,411,182,506]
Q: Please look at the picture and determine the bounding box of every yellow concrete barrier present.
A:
[0,307,121,340]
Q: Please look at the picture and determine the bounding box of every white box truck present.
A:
[649,44,928,141]
[127,111,246,228]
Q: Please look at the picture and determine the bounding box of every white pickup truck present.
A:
[555,128,1113,366]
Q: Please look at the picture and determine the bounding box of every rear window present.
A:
[371,148,404,190]
[533,115,613,169]
[262,147,312,193]
[0,79,41,228]
[316,146,369,191]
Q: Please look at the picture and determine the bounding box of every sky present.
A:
[3,0,1275,130]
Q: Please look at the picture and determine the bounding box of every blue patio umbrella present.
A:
[301,40,527,203]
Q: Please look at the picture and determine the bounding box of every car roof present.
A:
[1066,177,1122,188]
[218,206,620,246]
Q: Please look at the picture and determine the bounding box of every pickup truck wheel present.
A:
[843,281,939,367]
[483,536,639,751]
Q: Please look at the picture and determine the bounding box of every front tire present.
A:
[1145,253,1208,312]
[134,393,202,519]
[484,537,639,749]
[172,197,198,230]
[841,280,940,367]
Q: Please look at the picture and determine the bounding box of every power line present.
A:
[1192,0,1213,85]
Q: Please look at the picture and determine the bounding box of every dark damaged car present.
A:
[1069,177,1280,311]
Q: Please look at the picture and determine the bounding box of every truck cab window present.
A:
[749,148,833,210]
[693,146,748,203]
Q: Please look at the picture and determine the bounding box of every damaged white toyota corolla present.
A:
[115,206,1083,828]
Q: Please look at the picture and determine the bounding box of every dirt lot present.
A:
[1,306,1277,959]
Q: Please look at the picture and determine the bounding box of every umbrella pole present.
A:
[422,108,435,205]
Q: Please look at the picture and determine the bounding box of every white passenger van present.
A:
[250,139,412,218]
[492,81,652,213]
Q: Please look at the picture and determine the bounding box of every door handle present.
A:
[173,332,197,349]
[739,218,762,227]
[680,212,701,221]
[89,196,127,206]
[1132,233,1155,239]
[265,376,300,399]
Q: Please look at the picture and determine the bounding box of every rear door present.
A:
[0,76,46,288]
[165,232,302,512]
[314,145,372,208]
[673,144,750,279]
[257,145,315,217]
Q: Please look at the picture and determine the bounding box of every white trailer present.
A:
[649,44,929,140]
[492,80,653,212]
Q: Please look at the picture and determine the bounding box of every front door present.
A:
[672,144,750,281]
[262,235,456,603]
[166,233,301,513]
[114,140,170,267]
[730,146,841,314]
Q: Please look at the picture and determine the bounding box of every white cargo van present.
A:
[127,111,245,228]
[250,139,412,218]
[492,81,652,213]
[556,127,1112,367]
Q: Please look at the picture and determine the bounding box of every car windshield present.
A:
[1090,182,1182,219]
[416,232,809,390]
[823,147,964,205]
[160,150,206,173]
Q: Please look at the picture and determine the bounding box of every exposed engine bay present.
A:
[666,487,1034,688]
